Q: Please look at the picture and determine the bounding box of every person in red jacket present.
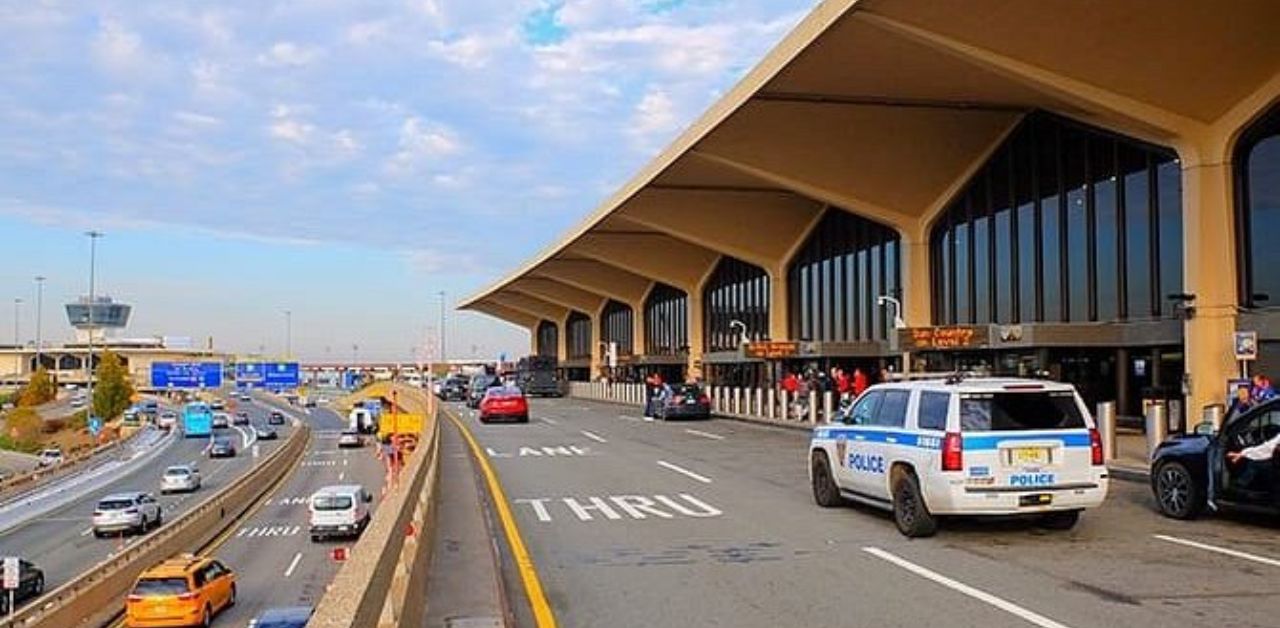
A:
[853,367,869,398]
[782,371,800,395]
[835,368,851,400]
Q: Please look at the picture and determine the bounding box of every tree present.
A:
[18,367,57,407]
[93,349,134,420]
[4,407,43,446]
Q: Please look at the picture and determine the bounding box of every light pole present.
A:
[34,276,45,370]
[85,230,104,417]
[12,298,22,346]
[283,310,293,360]
[437,291,446,366]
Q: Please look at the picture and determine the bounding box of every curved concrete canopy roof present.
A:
[462,0,1280,331]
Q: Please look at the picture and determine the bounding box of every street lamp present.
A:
[85,230,104,417]
[729,319,748,347]
[876,296,907,330]
[12,298,22,346]
[437,291,447,365]
[283,310,293,360]
[34,276,45,369]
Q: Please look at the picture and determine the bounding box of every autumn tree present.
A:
[92,350,134,420]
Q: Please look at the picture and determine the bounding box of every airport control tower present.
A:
[65,295,132,343]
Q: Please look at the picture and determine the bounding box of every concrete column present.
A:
[769,270,788,341]
[1181,160,1238,418]
[1116,347,1130,418]
[589,315,603,381]
[687,293,705,380]
[558,316,570,365]
[632,299,647,357]
[900,235,932,327]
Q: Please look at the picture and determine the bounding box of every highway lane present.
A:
[0,395,293,604]
[209,404,388,625]
[450,397,1280,628]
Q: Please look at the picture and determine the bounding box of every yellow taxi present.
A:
[126,554,236,627]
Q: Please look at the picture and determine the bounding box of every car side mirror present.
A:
[1193,422,1217,436]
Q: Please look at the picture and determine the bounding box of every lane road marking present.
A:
[684,428,725,441]
[656,460,712,484]
[580,430,607,444]
[1154,534,1280,568]
[541,417,559,425]
[862,547,1072,628]
[284,552,303,578]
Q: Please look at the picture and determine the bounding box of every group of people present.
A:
[779,365,872,420]
[1228,374,1278,415]
[1226,374,1280,492]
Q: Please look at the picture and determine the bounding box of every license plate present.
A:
[1019,493,1053,507]
[1010,447,1049,465]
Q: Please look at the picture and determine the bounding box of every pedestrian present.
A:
[1250,374,1277,403]
[644,371,664,419]
[835,368,851,400]
[1229,384,1254,417]
[853,367,869,398]
[782,371,799,395]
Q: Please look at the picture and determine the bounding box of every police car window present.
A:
[850,391,883,425]
[875,390,910,428]
[917,392,950,431]
[959,392,1085,431]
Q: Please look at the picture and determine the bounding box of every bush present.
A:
[0,434,41,454]
[67,410,89,431]
[18,368,56,407]
[5,407,43,443]
[41,418,65,434]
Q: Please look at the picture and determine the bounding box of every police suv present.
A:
[809,376,1108,537]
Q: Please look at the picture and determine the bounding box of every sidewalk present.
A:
[1107,429,1153,483]
[422,418,507,628]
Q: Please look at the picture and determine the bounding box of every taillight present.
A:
[673,395,685,404]
[941,432,963,471]
[698,395,709,404]
[176,592,197,601]
[1089,428,1104,466]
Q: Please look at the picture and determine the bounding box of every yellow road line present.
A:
[443,407,558,628]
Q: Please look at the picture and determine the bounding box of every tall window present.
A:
[599,300,634,356]
[1238,102,1280,307]
[703,256,769,352]
[645,283,688,356]
[535,321,558,358]
[931,112,1181,325]
[788,209,900,342]
[566,311,592,360]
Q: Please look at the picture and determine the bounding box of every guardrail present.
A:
[568,380,834,427]
[310,384,440,628]
[0,421,310,627]
[0,425,153,505]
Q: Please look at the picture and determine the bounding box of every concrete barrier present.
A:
[310,384,441,628]
[0,426,150,505]
[0,422,309,628]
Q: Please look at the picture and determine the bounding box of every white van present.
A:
[308,484,373,542]
[809,377,1108,537]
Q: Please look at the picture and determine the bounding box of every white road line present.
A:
[684,428,725,441]
[580,430,608,444]
[80,527,93,537]
[656,460,712,484]
[541,417,559,425]
[1154,534,1280,568]
[284,552,303,578]
[338,471,345,482]
[862,547,1072,628]
[618,414,640,421]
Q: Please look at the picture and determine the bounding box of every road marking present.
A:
[862,547,1072,628]
[656,460,712,484]
[618,414,641,421]
[515,494,722,523]
[338,471,345,481]
[1154,534,1280,568]
[540,417,559,425]
[284,552,303,578]
[80,527,93,537]
[683,428,725,441]
[444,407,558,628]
[580,430,607,444]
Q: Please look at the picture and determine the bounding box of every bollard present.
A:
[766,388,776,420]
[808,390,818,424]
[1201,403,1225,432]
[754,388,763,417]
[822,391,833,424]
[1145,402,1168,460]
[732,387,741,415]
[779,390,789,420]
[1096,401,1117,462]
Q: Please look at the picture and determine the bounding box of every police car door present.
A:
[836,390,883,496]
[866,389,911,502]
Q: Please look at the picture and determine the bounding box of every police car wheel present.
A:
[810,452,843,508]
[1037,510,1080,530]
[892,472,938,538]
[1153,461,1204,520]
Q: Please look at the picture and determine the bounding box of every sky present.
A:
[0,0,815,363]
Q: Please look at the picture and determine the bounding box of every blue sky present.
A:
[0,0,813,362]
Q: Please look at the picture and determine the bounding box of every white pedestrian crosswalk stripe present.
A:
[302,460,338,467]
[266,496,309,506]
[236,525,302,538]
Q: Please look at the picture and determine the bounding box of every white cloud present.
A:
[258,41,322,67]
[346,20,390,45]
[426,34,504,69]
[174,111,221,128]
[386,116,462,176]
[270,118,314,144]
[91,18,150,77]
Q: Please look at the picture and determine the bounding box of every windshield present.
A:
[313,495,354,511]
[959,392,1086,432]
[132,578,190,596]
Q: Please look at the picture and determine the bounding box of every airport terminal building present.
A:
[462,0,1280,424]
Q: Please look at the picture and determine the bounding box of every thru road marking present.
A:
[540,417,559,425]
[1154,534,1280,568]
[862,547,1072,628]
[284,552,303,578]
[684,428,725,441]
[580,430,607,444]
[657,460,712,484]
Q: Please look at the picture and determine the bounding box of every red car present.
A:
[479,387,529,423]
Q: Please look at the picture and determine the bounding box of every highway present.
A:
[446,397,1280,628]
[0,395,293,608]
[208,401,387,625]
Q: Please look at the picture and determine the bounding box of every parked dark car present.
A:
[255,426,279,441]
[0,559,45,614]
[233,411,250,426]
[654,383,712,420]
[268,411,286,425]
[467,374,502,409]
[1151,398,1280,519]
[208,437,237,458]
[439,377,469,402]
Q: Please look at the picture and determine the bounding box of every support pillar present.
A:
[769,270,788,342]
[1181,159,1238,419]
[687,293,705,381]
[899,235,932,328]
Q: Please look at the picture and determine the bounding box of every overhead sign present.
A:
[3,557,18,590]
[1234,331,1258,361]
[236,362,300,389]
[743,341,800,359]
[151,362,222,389]
[900,326,990,351]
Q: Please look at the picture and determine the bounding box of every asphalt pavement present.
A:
[444,397,1280,628]
[0,394,291,608]
[208,402,388,625]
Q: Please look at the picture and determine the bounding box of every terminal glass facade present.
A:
[600,300,634,357]
[788,208,900,342]
[931,112,1182,325]
[536,320,558,358]
[566,311,592,360]
[1237,103,1280,308]
[703,257,770,352]
[645,283,689,356]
